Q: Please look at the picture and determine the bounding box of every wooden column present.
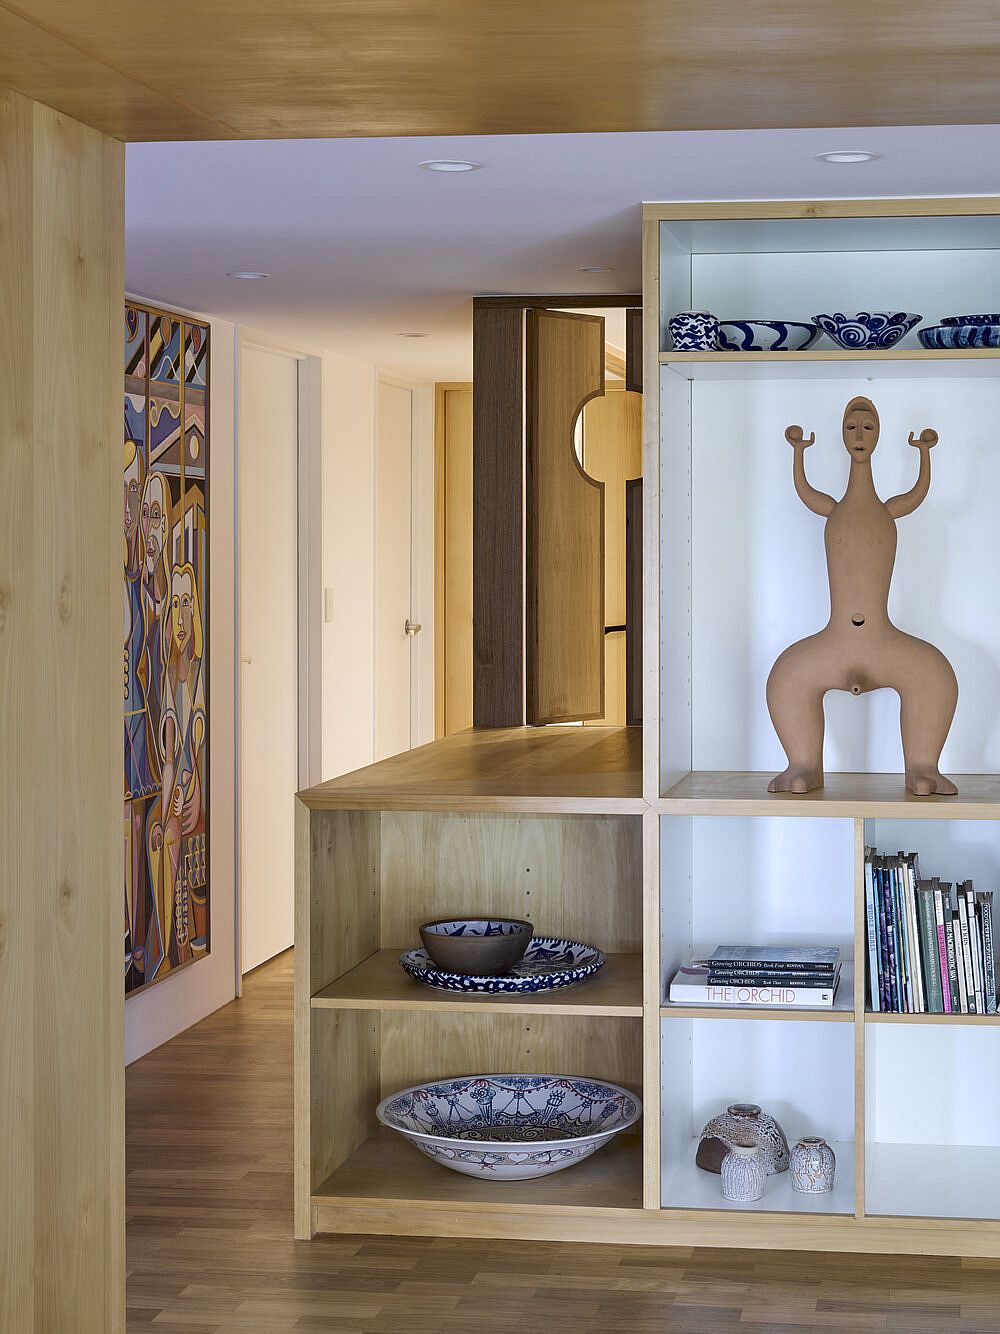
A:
[472,303,523,727]
[0,89,124,1333]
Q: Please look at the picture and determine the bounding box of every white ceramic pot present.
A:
[790,1136,836,1193]
[721,1144,765,1202]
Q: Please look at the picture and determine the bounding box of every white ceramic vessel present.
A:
[790,1136,836,1193]
[376,1074,641,1180]
[721,1145,766,1201]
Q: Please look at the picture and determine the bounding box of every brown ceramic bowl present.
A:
[418,918,533,976]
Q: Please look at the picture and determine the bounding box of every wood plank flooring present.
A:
[126,951,1000,1333]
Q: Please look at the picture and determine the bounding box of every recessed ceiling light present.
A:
[816,150,879,164]
[578,265,614,273]
[227,270,268,279]
[397,332,426,338]
[419,159,482,173]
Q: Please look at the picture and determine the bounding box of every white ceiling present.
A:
[126,125,1000,381]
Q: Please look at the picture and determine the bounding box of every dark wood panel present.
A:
[625,477,643,726]
[525,309,605,724]
[472,303,523,727]
[625,307,643,393]
[476,294,642,309]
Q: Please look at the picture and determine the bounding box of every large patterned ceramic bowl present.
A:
[716,319,819,351]
[376,1074,641,1180]
[918,323,1000,349]
[813,311,921,349]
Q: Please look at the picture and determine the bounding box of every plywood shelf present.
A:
[312,950,643,1016]
[659,348,1000,380]
[657,772,1000,820]
[662,1139,856,1216]
[298,724,643,813]
[312,1126,643,1216]
[865,1011,1000,1026]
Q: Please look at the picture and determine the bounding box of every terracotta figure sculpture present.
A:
[766,396,958,796]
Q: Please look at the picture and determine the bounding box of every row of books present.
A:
[865,849,998,1015]
[668,946,842,1008]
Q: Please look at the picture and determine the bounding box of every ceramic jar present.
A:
[790,1136,836,1194]
[667,310,719,351]
[696,1102,790,1175]
[721,1144,765,1201]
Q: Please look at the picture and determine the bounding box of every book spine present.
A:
[954,912,970,1013]
[965,891,981,1013]
[982,892,997,1015]
[967,889,984,1014]
[668,980,837,1008]
[875,860,891,1011]
[905,856,925,1013]
[703,959,837,973]
[881,861,899,1012]
[949,912,965,1013]
[896,860,913,1013]
[934,887,952,1014]
[865,852,880,1013]
[917,888,943,1014]
[706,968,838,983]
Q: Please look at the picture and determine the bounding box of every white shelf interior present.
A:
[659,369,1000,789]
[866,1022,1000,1218]
[661,1016,855,1214]
[660,814,854,996]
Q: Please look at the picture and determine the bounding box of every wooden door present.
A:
[239,345,298,974]
[435,383,474,736]
[525,309,606,724]
[579,386,643,724]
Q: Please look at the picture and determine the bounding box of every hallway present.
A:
[126,953,1000,1333]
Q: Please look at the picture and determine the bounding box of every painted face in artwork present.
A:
[141,473,167,575]
[842,399,880,459]
[171,567,196,656]
[124,445,142,541]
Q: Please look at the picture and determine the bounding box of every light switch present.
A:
[324,587,335,623]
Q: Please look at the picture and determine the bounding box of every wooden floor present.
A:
[127,952,1000,1333]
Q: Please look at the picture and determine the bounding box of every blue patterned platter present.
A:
[377,1073,641,1179]
[399,936,605,994]
[940,313,1000,326]
[918,323,1000,349]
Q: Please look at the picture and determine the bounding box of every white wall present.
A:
[126,314,238,1064]
[125,321,435,1062]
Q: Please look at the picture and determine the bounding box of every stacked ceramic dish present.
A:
[400,916,605,995]
[813,311,921,349]
[918,314,1000,349]
[377,1073,641,1179]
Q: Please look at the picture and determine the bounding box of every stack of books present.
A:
[865,848,998,1015]
[668,946,842,1008]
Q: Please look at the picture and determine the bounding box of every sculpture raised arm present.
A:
[886,428,938,518]
[785,424,836,516]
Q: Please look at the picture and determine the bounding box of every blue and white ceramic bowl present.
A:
[716,320,819,352]
[668,310,719,351]
[918,323,1000,349]
[377,1074,641,1179]
[400,936,605,994]
[813,311,922,349]
[940,313,1000,326]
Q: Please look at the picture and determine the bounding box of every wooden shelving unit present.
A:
[296,195,1000,1257]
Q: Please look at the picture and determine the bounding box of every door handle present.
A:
[240,653,252,664]
[404,619,422,636]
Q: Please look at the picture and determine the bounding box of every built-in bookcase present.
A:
[650,198,1000,1252]
[296,197,1000,1258]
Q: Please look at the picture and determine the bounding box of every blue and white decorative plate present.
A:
[918,323,1000,349]
[716,319,819,351]
[399,936,605,994]
[377,1073,641,1179]
[813,311,921,349]
[940,313,1000,326]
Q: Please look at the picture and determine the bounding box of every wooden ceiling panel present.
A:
[1,0,999,142]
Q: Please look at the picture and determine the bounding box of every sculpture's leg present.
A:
[766,636,828,793]
[892,636,959,795]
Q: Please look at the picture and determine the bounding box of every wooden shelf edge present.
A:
[865,1011,1000,1025]
[659,348,1000,365]
[311,950,645,1017]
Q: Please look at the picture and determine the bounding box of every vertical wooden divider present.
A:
[853,816,867,1219]
[642,806,662,1208]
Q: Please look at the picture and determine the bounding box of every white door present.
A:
[239,345,299,974]
[374,379,415,761]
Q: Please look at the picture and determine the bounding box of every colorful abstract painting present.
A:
[125,303,210,994]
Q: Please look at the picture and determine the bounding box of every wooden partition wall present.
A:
[0,89,124,1333]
